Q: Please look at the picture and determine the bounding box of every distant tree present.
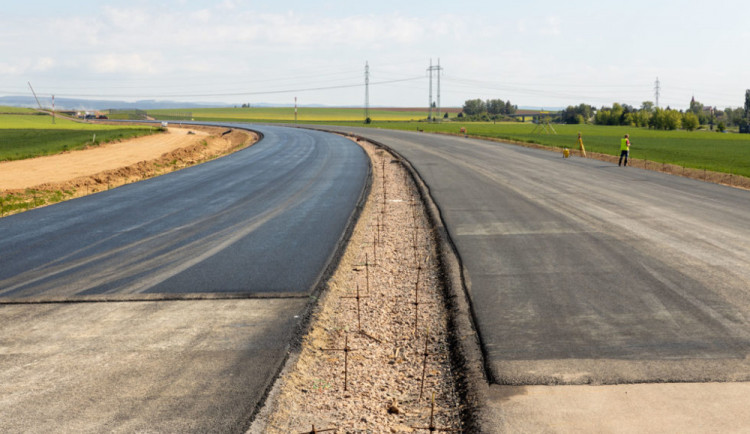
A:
[594,108,611,125]
[486,99,505,115]
[443,112,449,119]
[649,107,681,130]
[462,99,486,116]
[717,121,726,132]
[457,112,464,118]
[664,109,682,130]
[682,112,699,131]
[641,101,655,113]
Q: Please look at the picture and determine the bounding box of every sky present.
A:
[2,0,749,110]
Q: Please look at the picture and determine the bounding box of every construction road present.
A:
[0,125,368,432]
[320,126,750,432]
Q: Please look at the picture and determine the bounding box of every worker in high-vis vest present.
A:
[618,134,630,166]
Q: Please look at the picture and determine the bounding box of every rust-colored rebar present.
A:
[419,330,431,400]
[322,335,357,392]
[298,424,337,433]
[365,253,371,295]
[411,392,459,432]
[341,284,368,331]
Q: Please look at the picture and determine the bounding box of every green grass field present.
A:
[148,105,750,178]
[148,106,435,122]
[0,113,158,161]
[372,122,750,177]
[0,106,38,114]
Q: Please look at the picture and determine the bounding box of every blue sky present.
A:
[2,0,748,109]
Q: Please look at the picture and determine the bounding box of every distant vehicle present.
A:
[161,121,168,127]
[84,114,95,120]
[96,115,108,120]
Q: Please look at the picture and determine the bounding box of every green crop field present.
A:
[148,106,436,122]
[0,105,38,114]
[0,113,158,161]
[136,106,750,179]
[355,122,750,178]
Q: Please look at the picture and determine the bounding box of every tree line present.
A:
[560,94,750,132]
[461,98,518,120]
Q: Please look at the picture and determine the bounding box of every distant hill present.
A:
[0,96,229,111]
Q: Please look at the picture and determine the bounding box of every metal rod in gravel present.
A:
[341,283,368,331]
[298,424,337,433]
[340,284,381,343]
[412,392,460,432]
[321,335,357,392]
[419,329,431,400]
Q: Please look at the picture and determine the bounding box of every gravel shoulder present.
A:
[249,138,463,433]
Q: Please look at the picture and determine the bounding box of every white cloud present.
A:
[33,57,56,72]
[92,52,161,74]
[540,16,561,36]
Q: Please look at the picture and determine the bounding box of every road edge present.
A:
[338,131,496,433]
[244,131,374,432]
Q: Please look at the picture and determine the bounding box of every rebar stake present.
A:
[411,392,459,432]
[322,335,357,392]
[298,424,337,433]
[419,330,431,400]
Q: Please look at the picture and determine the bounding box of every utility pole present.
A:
[654,77,661,109]
[294,96,298,123]
[436,58,442,121]
[364,61,370,123]
[52,94,55,124]
[428,59,433,122]
[426,59,444,122]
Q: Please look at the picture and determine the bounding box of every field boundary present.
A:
[435,131,750,190]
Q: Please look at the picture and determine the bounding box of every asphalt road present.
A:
[0,125,367,432]
[321,126,750,385]
[0,124,367,300]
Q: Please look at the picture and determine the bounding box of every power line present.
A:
[9,76,424,99]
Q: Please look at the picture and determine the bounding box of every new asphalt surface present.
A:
[0,124,367,299]
[320,126,750,386]
[0,125,368,432]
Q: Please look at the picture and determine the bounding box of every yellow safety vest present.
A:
[620,138,629,151]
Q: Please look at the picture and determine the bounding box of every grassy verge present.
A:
[0,189,77,216]
[360,122,750,178]
[0,114,159,161]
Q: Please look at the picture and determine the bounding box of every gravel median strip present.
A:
[250,138,463,433]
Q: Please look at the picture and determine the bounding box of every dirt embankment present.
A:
[0,125,257,215]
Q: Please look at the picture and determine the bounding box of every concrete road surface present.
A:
[323,127,750,385]
[0,299,306,433]
[0,125,367,432]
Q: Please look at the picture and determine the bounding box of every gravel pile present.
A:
[251,139,462,433]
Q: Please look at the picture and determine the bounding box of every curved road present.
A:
[0,125,368,433]
[321,126,750,386]
[0,124,367,300]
